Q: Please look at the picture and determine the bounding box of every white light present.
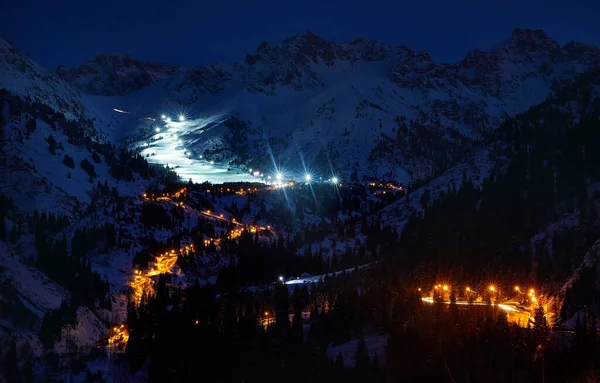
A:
[276,173,283,181]
[179,115,185,122]
[332,177,338,184]
[253,171,260,177]
[199,155,203,159]
[305,174,312,182]
[249,168,253,172]
[178,140,182,144]
[279,276,283,281]
[161,114,166,119]
[267,176,271,179]
[210,160,214,165]
[155,127,160,132]
[166,118,171,122]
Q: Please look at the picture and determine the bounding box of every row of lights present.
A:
[160,114,185,122]
[271,171,338,185]
[429,284,536,299]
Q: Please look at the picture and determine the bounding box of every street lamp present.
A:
[442,285,449,291]
[332,177,339,184]
[278,276,283,282]
[489,285,496,292]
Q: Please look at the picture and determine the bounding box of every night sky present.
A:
[1,0,599,70]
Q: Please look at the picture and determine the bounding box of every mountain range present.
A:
[2,28,599,185]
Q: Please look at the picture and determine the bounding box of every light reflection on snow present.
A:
[137,117,262,184]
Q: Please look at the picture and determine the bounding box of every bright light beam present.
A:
[179,115,185,122]
[305,174,312,182]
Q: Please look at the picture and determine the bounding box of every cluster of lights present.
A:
[108,324,129,348]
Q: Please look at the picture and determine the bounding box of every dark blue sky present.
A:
[1,0,599,70]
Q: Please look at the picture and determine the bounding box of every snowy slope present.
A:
[0,38,89,121]
[0,113,102,217]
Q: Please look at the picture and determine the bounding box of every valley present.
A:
[0,26,600,382]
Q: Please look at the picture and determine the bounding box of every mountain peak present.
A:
[285,30,321,42]
[494,28,559,54]
[280,30,328,51]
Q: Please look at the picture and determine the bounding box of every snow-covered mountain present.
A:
[3,29,600,185]
[54,28,600,184]
[56,53,187,96]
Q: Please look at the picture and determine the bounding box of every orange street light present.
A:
[529,289,535,294]
[514,286,520,291]
[466,287,471,292]
[489,286,496,292]
[195,320,199,325]
[417,288,422,292]
[442,285,449,291]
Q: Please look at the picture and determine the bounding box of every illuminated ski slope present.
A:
[137,114,259,184]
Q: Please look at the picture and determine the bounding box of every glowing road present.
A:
[421,297,533,327]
